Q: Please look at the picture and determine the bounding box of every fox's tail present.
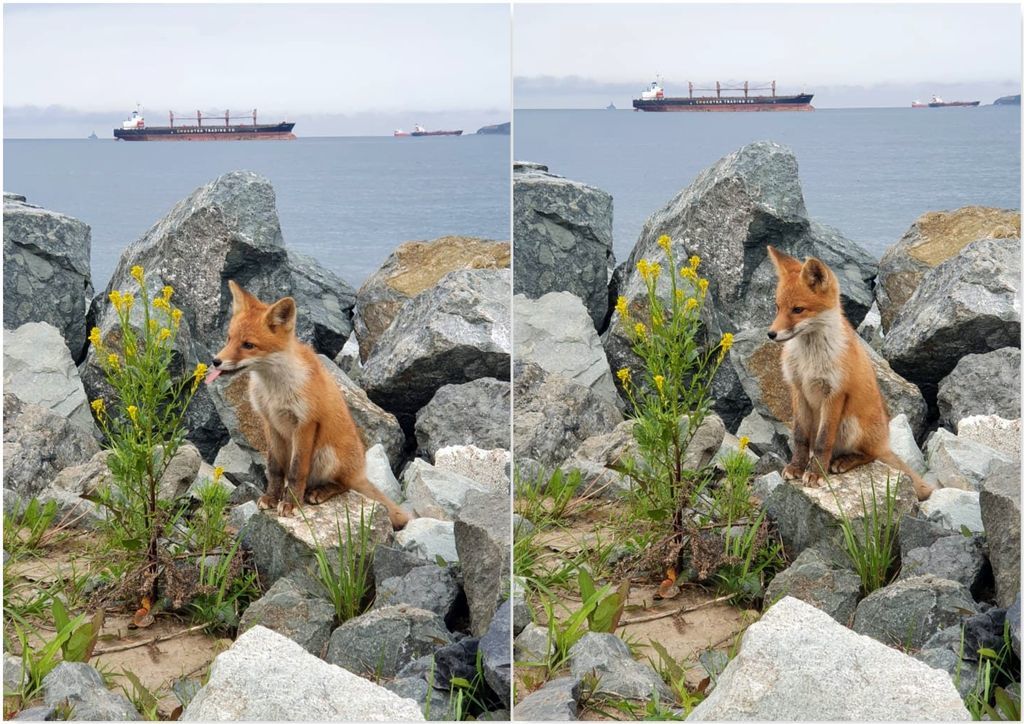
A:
[876,450,935,502]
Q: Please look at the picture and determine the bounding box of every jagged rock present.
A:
[4,196,93,361]
[212,440,263,488]
[402,458,496,521]
[882,237,1020,398]
[325,605,453,679]
[980,461,1022,606]
[751,471,784,503]
[689,597,969,720]
[384,677,453,721]
[924,428,1012,491]
[514,623,551,663]
[762,461,916,558]
[919,488,984,534]
[42,662,140,720]
[899,534,989,596]
[877,207,1021,332]
[857,301,885,351]
[957,415,1020,459]
[414,379,510,461]
[456,490,511,636]
[3,394,100,500]
[937,348,1021,429]
[511,578,531,635]
[564,421,638,499]
[889,414,926,474]
[514,677,579,721]
[514,293,619,408]
[283,249,356,359]
[157,443,203,501]
[763,547,862,625]
[480,600,512,707]
[513,361,622,472]
[237,573,334,655]
[353,235,509,361]
[34,449,112,527]
[229,501,258,530]
[365,443,403,503]
[899,514,958,559]
[1009,595,1021,659]
[852,575,979,650]
[434,445,510,492]
[735,410,790,459]
[335,334,362,382]
[373,564,461,622]
[181,626,423,721]
[240,492,391,587]
[915,626,981,700]
[513,165,614,329]
[4,323,96,435]
[568,633,672,700]
[394,518,459,564]
[362,269,511,419]
[372,544,433,586]
[684,413,727,470]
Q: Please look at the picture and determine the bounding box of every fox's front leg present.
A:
[258,428,289,511]
[803,393,846,486]
[278,422,318,517]
[783,390,814,480]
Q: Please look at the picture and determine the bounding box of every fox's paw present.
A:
[276,500,296,517]
[257,495,278,511]
[305,486,342,505]
[782,464,804,481]
[801,470,823,487]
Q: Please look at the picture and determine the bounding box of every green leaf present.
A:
[578,568,597,603]
[978,647,1000,659]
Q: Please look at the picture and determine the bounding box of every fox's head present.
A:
[208,281,297,382]
[765,245,841,343]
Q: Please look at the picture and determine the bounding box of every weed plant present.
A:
[3,499,60,559]
[828,473,900,594]
[964,621,1022,721]
[303,503,375,622]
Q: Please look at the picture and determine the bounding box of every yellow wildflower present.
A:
[213,466,224,483]
[615,295,629,319]
[698,278,709,296]
[657,235,672,253]
[90,399,105,415]
[634,322,647,339]
[130,265,144,283]
[171,308,183,327]
[738,436,750,452]
[192,362,208,390]
[153,297,170,312]
[158,328,171,342]
[674,289,685,302]
[125,343,136,359]
[616,367,631,384]
[680,266,697,282]
[648,261,662,280]
[127,405,139,423]
[689,255,701,271]
[637,259,651,280]
[109,290,123,310]
[162,285,174,301]
[88,327,102,348]
[685,298,699,312]
[718,332,735,360]
[122,293,135,310]
[107,353,120,370]
[654,375,665,394]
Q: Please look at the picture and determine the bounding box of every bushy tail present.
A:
[876,450,935,501]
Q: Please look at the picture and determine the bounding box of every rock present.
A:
[924,428,1012,491]
[365,443,403,503]
[683,414,726,470]
[353,236,509,361]
[1009,595,1021,659]
[514,677,579,721]
[980,461,1021,606]
[480,600,512,707]
[394,518,459,564]
[763,547,861,625]
[414,379,511,461]
[373,564,461,622]
[434,445,510,492]
[5,653,23,692]
[181,625,423,720]
[12,706,55,721]
[240,492,392,587]
[385,676,453,721]
[877,207,1021,332]
[4,323,96,435]
[568,633,672,701]
[513,165,614,329]
[899,514,958,559]
[283,249,356,359]
[564,421,638,500]
[156,443,203,501]
[899,535,989,596]
[852,575,979,650]
[228,501,258,530]
[456,490,511,636]
[513,361,623,472]
[957,415,1020,459]
[514,293,619,408]
[734,410,789,459]
[511,578,531,635]
[335,334,362,382]
[762,461,916,558]
[402,458,496,521]
[857,301,885,351]
[888,414,926,475]
[689,596,969,720]
[4,196,93,361]
[325,605,453,678]
[212,440,262,489]
[882,237,1020,397]
[915,625,982,699]
[42,662,140,720]
[919,488,984,534]
[3,394,100,500]
[514,623,551,663]
[372,544,433,586]
[937,348,1021,428]
[237,573,335,655]
[362,269,511,419]
[728,329,928,439]
[39,449,113,526]
[751,471,784,503]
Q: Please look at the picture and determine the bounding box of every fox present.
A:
[765,246,935,501]
[206,280,411,528]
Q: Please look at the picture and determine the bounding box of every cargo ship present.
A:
[394,124,462,137]
[113,107,295,141]
[632,78,813,112]
[912,96,980,108]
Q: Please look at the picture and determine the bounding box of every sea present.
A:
[3,134,510,290]
[514,107,1021,261]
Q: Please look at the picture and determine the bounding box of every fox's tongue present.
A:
[205,368,222,385]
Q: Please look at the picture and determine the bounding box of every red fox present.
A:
[766,246,935,501]
[207,281,411,527]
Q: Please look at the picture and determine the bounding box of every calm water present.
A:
[3,135,510,289]
[515,107,1020,260]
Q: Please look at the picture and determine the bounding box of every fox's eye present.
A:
[241,341,255,350]
[792,306,805,314]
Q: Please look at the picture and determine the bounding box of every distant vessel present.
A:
[606,102,617,110]
[113,106,295,141]
[88,131,98,139]
[632,77,813,112]
[915,96,980,108]
[395,124,462,137]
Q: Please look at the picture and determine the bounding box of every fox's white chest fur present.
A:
[248,352,311,437]
[781,308,848,406]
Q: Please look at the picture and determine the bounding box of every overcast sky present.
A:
[514,3,1022,108]
[4,3,510,137]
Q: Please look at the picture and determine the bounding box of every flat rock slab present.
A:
[181,625,423,721]
[688,596,970,720]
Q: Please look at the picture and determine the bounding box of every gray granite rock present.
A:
[925,428,1012,491]
[919,488,984,534]
[980,460,1022,606]
[957,414,1021,459]
[889,414,926,475]
[325,605,453,679]
[372,544,433,586]
[365,443,403,503]
[394,518,459,564]
[373,564,461,621]
[433,445,510,492]
[852,575,979,650]
[938,347,1021,429]
[568,633,672,701]
[480,600,512,707]
[42,662,140,720]
[237,573,335,655]
[403,458,495,521]
[514,677,579,721]
[763,547,862,625]
[456,490,511,636]
[414,378,511,461]
[899,534,989,596]
[898,514,958,560]
[514,622,551,663]
[384,676,454,721]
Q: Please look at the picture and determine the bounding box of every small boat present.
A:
[393,129,411,137]
[88,131,99,139]
[606,102,617,110]
[409,123,462,137]
[911,100,927,108]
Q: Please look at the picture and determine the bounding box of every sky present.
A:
[513,3,1022,109]
[3,3,511,137]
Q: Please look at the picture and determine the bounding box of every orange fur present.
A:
[211,280,410,527]
[766,246,934,501]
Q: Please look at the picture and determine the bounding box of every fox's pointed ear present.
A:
[766,245,801,275]
[801,257,831,292]
[266,297,297,333]
[227,280,255,315]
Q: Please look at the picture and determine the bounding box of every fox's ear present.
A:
[766,245,801,275]
[801,258,831,292]
[266,297,297,333]
[227,280,256,315]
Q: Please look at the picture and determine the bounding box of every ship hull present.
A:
[927,101,980,108]
[410,130,463,137]
[633,94,814,112]
[114,122,295,141]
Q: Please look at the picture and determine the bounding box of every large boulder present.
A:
[877,207,1021,332]
[353,236,509,362]
[763,547,861,625]
[3,322,96,435]
[937,347,1021,429]
[455,489,511,636]
[980,460,1022,606]
[373,564,461,622]
[361,269,511,419]
[181,625,424,721]
[882,237,1021,398]
[688,596,970,720]
[898,534,988,596]
[42,663,139,721]
[852,575,979,649]
[237,573,335,656]
[568,633,672,701]
[924,427,1013,491]
[414,378,510,461]
[4,195,93,361]
[513,165,614,330]
[514,292,620,409]
[402,459,496,521]
[325,605,454,679]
